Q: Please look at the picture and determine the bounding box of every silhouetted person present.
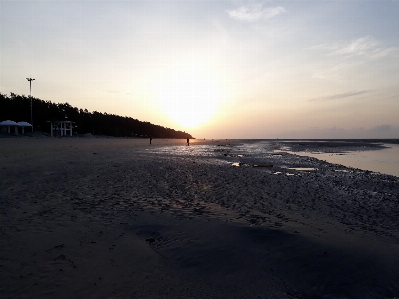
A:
[150,135,152,145]
[187,138,189,146]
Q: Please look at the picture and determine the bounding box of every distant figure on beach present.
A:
[150,135,152,145]
[187,138,189,146]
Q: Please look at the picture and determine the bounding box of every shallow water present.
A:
[148,140,399,177]
[288,144,399,177]
[287,167,317,171]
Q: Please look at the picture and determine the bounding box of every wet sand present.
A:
[1,137,399,298]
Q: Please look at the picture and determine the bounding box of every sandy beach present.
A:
[1,137,399,299]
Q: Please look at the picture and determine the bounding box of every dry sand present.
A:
[1,137,399,299]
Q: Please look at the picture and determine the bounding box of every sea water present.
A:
[149,140,399,177]
[223,141,399,177]
[286,143,399,177]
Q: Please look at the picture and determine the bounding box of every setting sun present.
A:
[158,65,225,129]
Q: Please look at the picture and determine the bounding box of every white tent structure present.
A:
[17,121,32,135]
[0,120,19,135]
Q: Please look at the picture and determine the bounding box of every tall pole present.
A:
[26,77,35,134]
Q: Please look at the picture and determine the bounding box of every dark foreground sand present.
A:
[1,137,399,299]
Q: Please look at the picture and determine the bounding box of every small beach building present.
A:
[0,120,19,135]
[17,121,32,135]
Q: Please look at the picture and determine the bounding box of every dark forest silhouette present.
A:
[0,93,193,139]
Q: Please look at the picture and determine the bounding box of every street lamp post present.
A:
[26,77,35,134]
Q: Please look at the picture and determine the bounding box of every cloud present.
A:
[227,4,285,22]
[334,36,378,56]
[284,124,399,139]
[362,124,399,138]
[372,124,393,132]
[311,62,360,80]
[312,36,397,59]
[310,90,372,102]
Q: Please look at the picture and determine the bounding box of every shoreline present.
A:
[1,138,399,298]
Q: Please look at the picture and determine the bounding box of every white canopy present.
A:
[17,121,32,127]
[0,120,18,126]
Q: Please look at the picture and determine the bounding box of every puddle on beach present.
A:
[273,171,295,176]
[147,145,218,157]
[288,167,317,171]
[253,164,273,168]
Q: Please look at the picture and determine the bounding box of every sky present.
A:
[1,0,399,139]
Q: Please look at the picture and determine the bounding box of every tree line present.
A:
[0,93,193,139]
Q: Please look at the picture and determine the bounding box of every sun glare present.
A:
[158,65,225,129]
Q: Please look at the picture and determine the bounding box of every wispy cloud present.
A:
[227,4,285,22]
[334,36,378,56]
[286,124,399,139]
[312,36,397,59]
[372,124,393,132]
[310,90,372,102]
